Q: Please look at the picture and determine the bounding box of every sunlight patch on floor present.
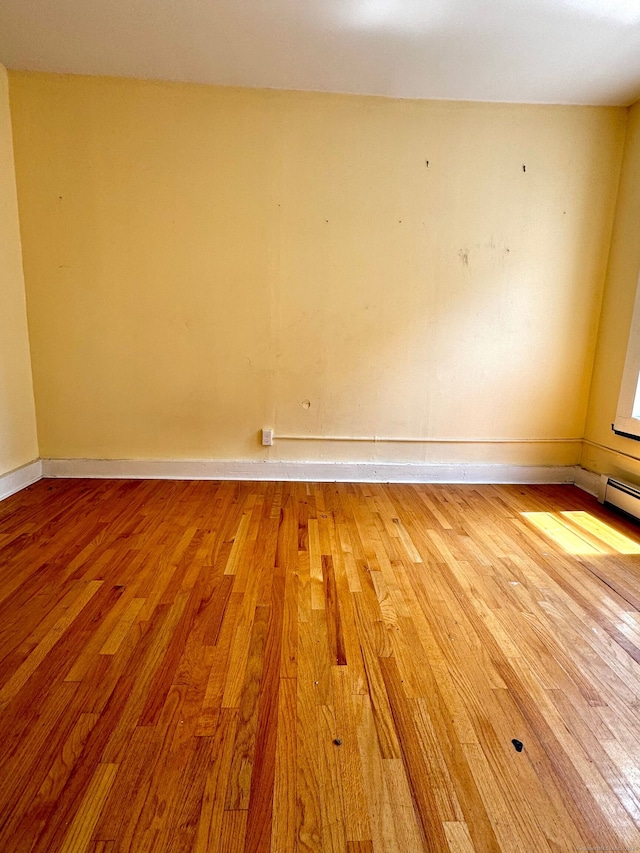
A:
[522,512,603,554]
[522,511,640,555]
[560,511,640,555]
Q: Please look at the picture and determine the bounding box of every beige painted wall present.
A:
[582,101,640,484]
[0,65,38,476]
[9,72,626,465]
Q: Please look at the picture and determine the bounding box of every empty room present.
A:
[2,0,640,850]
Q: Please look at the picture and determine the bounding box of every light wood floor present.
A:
[1,479,640,852]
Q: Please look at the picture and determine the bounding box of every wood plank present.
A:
[379,655,449,852]
[59,763,119,853]
[271,677,297,853]
[322,555,347,666]
[194,709,239,853]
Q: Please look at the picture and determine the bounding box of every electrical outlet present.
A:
[262,428,273,446]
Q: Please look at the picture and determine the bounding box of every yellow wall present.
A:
[0,65,38,476]
[9,72,626,465]
[582,101,640,484]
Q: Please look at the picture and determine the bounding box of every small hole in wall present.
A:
[302,399,311,410]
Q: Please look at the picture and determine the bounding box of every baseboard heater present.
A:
[602,476,640,523]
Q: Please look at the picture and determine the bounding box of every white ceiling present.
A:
[1,0,640,105]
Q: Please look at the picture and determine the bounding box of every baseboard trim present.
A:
[0,459,43,502]
[41,458,578,485]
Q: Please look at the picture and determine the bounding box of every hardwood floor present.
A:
[1,479,640,852]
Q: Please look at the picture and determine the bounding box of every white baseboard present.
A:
[0,459,43,502]
[41,457,578,485]
[573,466,607,501]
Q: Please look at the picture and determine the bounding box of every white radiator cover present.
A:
[603,477,640,522]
